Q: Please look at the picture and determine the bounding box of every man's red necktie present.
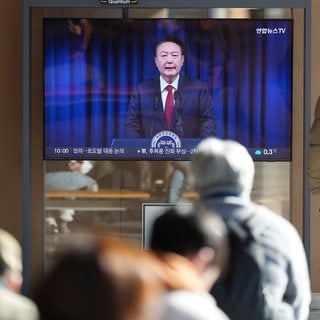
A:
[165,85,174,128]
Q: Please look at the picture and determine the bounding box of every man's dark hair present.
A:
[154,34,185,56]
[150,206,228,268]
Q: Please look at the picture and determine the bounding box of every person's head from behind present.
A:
[35,233,165,320]
[150,206,229,290]
[154,34,185,84]
[191,137,255,199]
[0,229,23,293]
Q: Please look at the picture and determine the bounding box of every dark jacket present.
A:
[124,75,215,138]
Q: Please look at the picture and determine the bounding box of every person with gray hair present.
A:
[191,137,311,320]
[0,229,39,320]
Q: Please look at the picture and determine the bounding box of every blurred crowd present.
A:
[1,137,312,320]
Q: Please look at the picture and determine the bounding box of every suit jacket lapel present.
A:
[152,77,168,129]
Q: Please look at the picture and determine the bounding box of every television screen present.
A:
[44,18,293,161]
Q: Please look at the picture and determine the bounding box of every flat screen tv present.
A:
[44,18,293,161]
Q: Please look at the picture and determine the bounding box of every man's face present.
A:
[154,41,184,83]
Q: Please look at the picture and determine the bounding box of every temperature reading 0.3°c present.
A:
[263,148,277,155]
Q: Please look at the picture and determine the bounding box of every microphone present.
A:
[150,93,160,136]
[174,91,183,137]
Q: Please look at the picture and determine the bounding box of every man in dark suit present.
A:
[125,35,215,138]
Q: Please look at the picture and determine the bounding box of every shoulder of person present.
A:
[137,76,159,89]
[0,287,39,320]
[165,290,229,320]
[179,74,205,85]
[249,202,305,255]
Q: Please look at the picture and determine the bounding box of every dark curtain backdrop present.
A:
[44,19,292,152]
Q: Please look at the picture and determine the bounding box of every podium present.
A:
[111,138,201,149]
